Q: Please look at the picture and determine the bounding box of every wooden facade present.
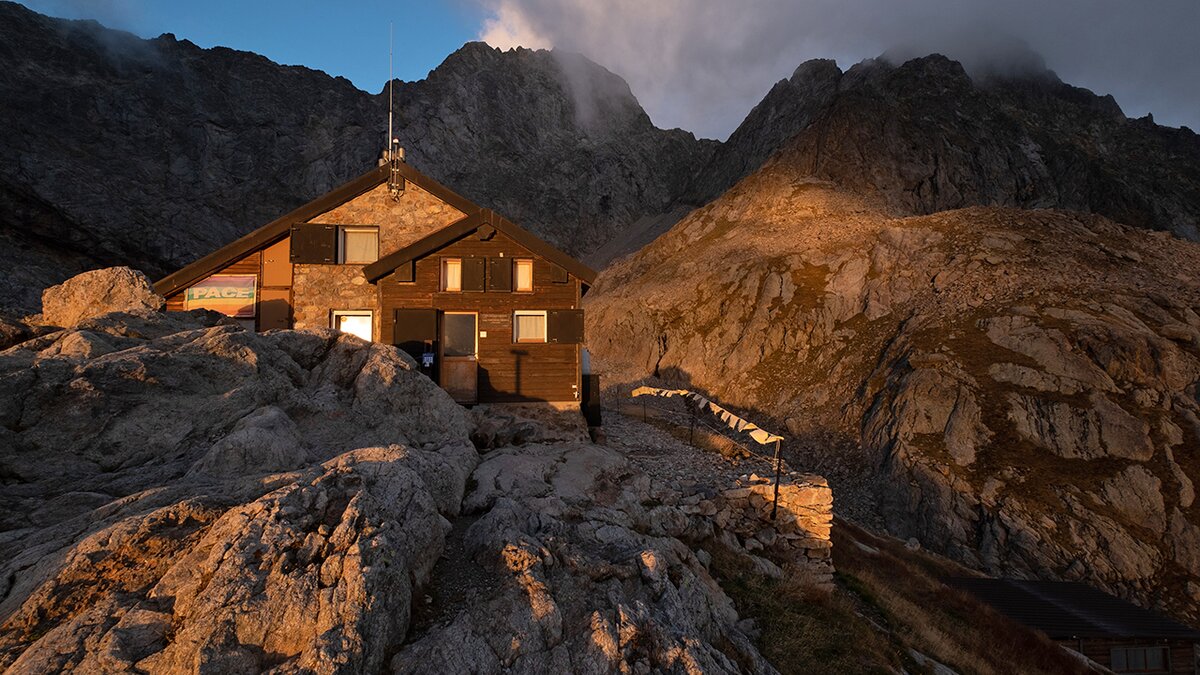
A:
[156,161,596,405]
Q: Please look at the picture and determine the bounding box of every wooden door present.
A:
[440,312,478,404]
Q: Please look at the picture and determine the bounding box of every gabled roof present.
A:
[364,208,597,286]
[949,578,1200,641]
[154,160,483,298]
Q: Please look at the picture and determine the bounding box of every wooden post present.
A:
[770,438,782,521]
[689,403,696,446]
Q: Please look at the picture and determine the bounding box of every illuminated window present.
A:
[1111,646,1169,673]
[515,259,533,292]
[332,310,373,341]
[513,310,546,343]
[338,227,378,264]
[442,258,462,292]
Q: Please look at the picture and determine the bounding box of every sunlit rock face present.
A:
[585,146,1200,626]
[0,3,713,311]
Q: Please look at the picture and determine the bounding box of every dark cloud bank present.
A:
[478,0,1200,140]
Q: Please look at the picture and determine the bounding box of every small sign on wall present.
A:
[185,274,257,317]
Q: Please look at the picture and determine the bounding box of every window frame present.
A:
[442,257,462,292]
[442,311,479,357]
[336,226,379,265]
[331,309,374,341]
[514,259,534,293]
[1110,645,1170,674]
[512,310,548,344]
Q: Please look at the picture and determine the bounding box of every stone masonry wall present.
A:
[707,473,834,587]
[292,180,467,340]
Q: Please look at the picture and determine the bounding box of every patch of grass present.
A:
[833,520,1093,675]
[705,520,1092,675]
[708,546,902,674]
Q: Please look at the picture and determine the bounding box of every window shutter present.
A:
[550,265,569,284]
[547,309,584,344]
[462,256,486,292]
[289,224,336,263]
[393,309,438,356]
[393,260,415,283]
[488,257,513,291]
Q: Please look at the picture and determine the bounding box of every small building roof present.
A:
[154,160,595,297]
[949,578,1200,641]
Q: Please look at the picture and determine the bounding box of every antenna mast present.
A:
[388,21,393,159]
[386,21,405,199]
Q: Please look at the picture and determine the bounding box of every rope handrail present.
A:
[630,386,784,444]
[627,386,789,519]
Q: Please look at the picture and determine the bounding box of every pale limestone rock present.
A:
[1098,466,1166,535]
[0,312,476,672]
[40,267,164,328]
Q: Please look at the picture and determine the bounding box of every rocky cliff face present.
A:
[0,1,711,311]
[585,146,1200,627]
[678,55,1200,242]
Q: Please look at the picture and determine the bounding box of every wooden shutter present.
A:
[550,264,569,284]
[393,309,438,356]
[261,238,292,286]
[488,257,512,291]
[289,224,336,263]
[393,260,415,283]
[547,309,584,344]
[462,256,486,292]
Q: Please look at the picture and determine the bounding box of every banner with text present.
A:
[185,274,257,317]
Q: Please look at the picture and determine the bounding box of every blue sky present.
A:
[18,0,482,94]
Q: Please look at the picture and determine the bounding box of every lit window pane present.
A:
[336,313,372,341]
[341,229,378,263]
[516,260,533,291]
[444,259,461,291]
[514,311,546,342]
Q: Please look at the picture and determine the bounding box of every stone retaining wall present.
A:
[697,473,834,587]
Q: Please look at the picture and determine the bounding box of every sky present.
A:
[19,0,1200,140]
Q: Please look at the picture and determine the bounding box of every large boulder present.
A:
[39,267,165,328]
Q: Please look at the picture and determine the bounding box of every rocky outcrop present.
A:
[0,2,712,311]
[39,266,164,327]
[0,304,842,671]
[0,310,478,672]
[585,153,1200,627]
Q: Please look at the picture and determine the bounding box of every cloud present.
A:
[473,0,1200,140]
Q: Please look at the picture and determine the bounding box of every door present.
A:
[440,312,478,404]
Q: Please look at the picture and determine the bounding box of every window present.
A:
[442,258,462,292]
[513,310,547,343]
[515,259,534,292]
[332,310,373,341]
[338,227,378,264]
[1111,646,1169,673]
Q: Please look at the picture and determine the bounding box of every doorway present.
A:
[440,312,478,404]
